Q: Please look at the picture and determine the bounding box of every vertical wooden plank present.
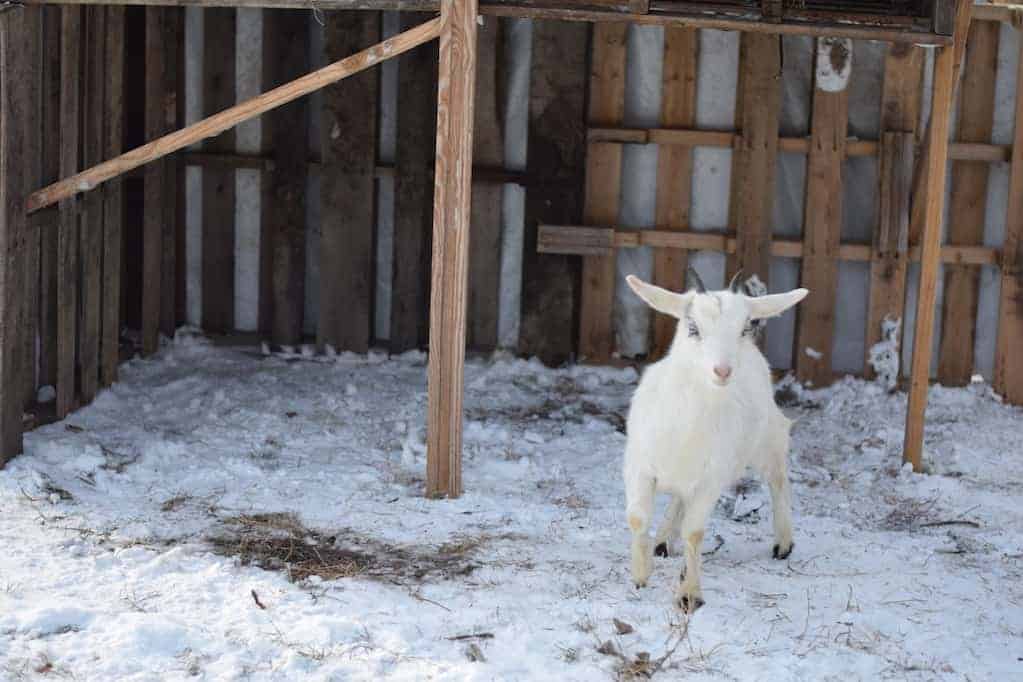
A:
[1,8,31,462]
[161,9,182,339]
[319,11,379,354]
[731,33,781,286]
[391,13,437,353]
[102,7,124,387]
[426,0,478,498]
[80,6,105,403]
[173,8,187,328]
[578,22,626,363]
[142,7,165,355]
[57,6,81,419]
[202,8,236,333]
[517,19,588,366]
[938,20,999,386]
[864,42,923,377]
[262,9,309,346]
[21,8,43,407]
[39,7,62,390]
[466,18,503,352]
[904,0,971,472]
[994,38,1023,406]
[650,26,697,359]
[795,39,849,387]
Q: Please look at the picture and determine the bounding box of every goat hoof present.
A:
[633,580,647,589]
[654,542,669,558]
[772,542,793,560]
[676,594,704,613]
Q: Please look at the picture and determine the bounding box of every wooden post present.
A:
[795,38,849,387]
[56,6,81,419]
[39,7,61,391]
[903,0,972,472]
[938,19,999,386]
[650,26,697,360]
[578,22,626,363]
[102,6,124,386]
[391,13,438,353]
[21,8,43,409]
[864,42,922,377]
[425,0,478,498]
[517,19,588,366]
[143,7,166,355]
[466,17,503,352]
[1,7,31,463]
[731,33,781,287]
[994,38,1023,405]
[162,9,181,339]
[318,10,380,354]
[263,9,310,346]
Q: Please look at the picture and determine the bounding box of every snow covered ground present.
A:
[1,331,1021,680]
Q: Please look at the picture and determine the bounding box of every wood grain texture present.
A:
[39,7,62,390]
[391,12,439,352]
[102,6,124,386]
[57,6,81,419]
[162,9,182,339]
[1,8,31,462]
[425,0,478,498]
[904,0,971,472]
[80,6,105,401]
[201,8,236,334]
[578,22,626,363]
[732,32,781,289]
[143,7,166,355]
[20,8,43,407]
[864,42,922,378]
[517,19,588,366]
[795,51,848,387]
[318,10,379,353]
[650,26,697,359]
[994,38,1023,405]
[938,19,999,386]
[466,17,503,352]
[262,9,309,345]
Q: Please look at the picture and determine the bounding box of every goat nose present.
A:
[713,365,732,380]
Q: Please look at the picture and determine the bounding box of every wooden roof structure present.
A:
[0,0,1011,495]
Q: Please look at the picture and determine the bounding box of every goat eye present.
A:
[687,321,700,339]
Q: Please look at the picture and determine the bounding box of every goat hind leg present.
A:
[625,474,656,587]
[653,496,684,557]
[760,426,794,559]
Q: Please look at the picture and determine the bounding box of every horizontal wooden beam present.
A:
[973,3,1023,24]
[19,0,952,44]
[26,16,443,214]
[537,225,999,266]
[587,127,1011,161]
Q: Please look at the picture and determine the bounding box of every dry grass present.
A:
[206,513,482,584]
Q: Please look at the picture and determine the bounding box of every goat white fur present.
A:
[623,272,808,612]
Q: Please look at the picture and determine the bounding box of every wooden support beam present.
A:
[21,8,43,408]
[201,8,236,334]
[318,10,379,354]
[263,9,309,345]
[938,19,999,386]
[904,0,971,473]
[26,16,444,213]
[425,0,478,498]
[537,225,999,266]
[732,32,781,286]
[391,12,438,353]
[578,22,626,363]
[795,39,849,387]
[102,6,124,386]
[39,7,61,390]
[143,6,165,355]
[466,17,503,352]
[162,8,181,339]
[56,6,81,419]
[517,19,588,366]
[994,38,1023,406]
[864,42,922,379]
[650,26,697,360]
[1,7,31,463]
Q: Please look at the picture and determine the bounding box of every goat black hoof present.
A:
[654,542,668,558]
[677,595,704,613]
[773,542,793,560]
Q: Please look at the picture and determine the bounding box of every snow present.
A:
[2,336,1022,680]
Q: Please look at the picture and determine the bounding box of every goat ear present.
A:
[626,275,691,318]
[747,288,809,320]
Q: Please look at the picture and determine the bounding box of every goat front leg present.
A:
[674,495,714,613]
[654,496,684,557]
[625,473,656,588]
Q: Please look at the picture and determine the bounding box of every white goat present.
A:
[623,269,808,612]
